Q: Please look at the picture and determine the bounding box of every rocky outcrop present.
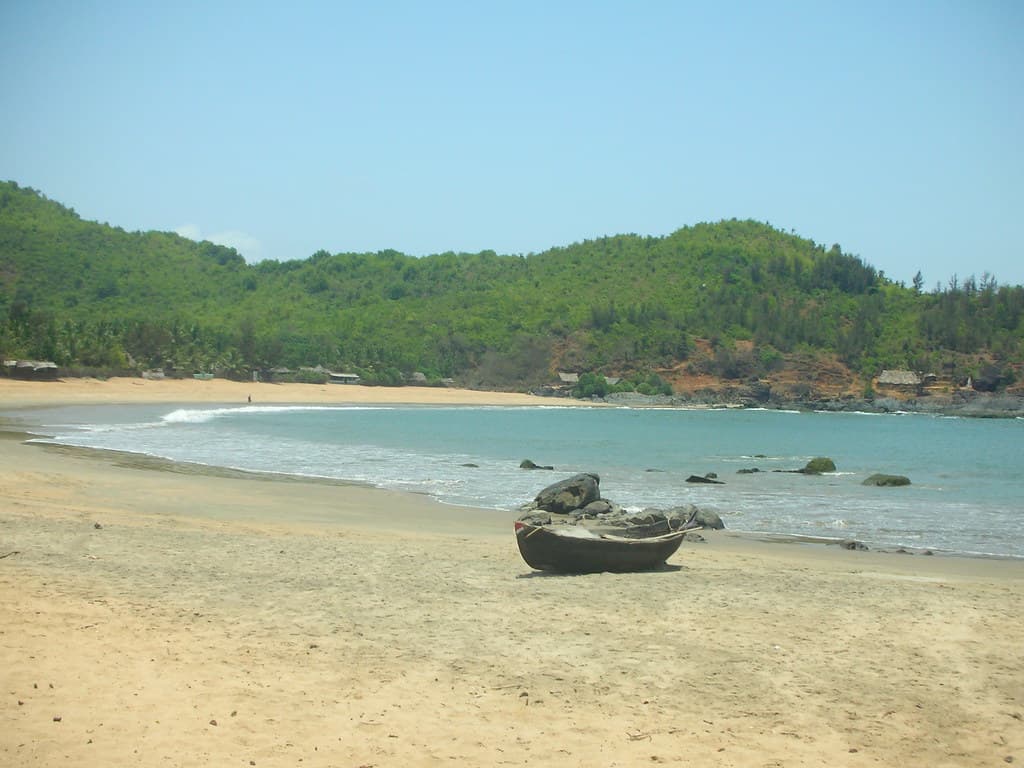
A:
[523,473,601,514]
[520,459,554,470]
[839,539,869,551]
[802,457,836,474]
[862,473,911,487]
[686,474,724,484]
[685,507,725,530]
[517,474,719,535]
[776,457,836,475]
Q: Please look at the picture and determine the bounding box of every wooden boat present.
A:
[514,521,687,574]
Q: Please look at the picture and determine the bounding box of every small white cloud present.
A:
[208,229,262,261]
[175,223,202,240]
[174,224,262,262]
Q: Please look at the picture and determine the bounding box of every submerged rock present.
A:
[802,457,836,474]
[862,473,911,487]
[777,457,837,475]
[686,474,725,485]
[520,459,554,470]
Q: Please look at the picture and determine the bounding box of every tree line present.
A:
[1,181,1021,391]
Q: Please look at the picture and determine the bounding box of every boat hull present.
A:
[514,522,685,574]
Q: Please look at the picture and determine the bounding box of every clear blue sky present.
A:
[2,1,1021,287]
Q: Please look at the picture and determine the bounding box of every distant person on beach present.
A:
[247,394,251,403]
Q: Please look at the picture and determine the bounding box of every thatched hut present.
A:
[876,369,922,395]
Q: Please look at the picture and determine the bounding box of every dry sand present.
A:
[0,376,566,409]
[1,378,1022,767]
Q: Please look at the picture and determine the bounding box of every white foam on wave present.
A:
[162,407,241,424]
[160,404,393,425]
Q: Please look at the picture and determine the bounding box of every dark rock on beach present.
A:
[526,472,601,514]
[683,507,725,530]
[517,474,719,534]
[580,499,619,517]
[862,473,911,487]
[686,474,725,484]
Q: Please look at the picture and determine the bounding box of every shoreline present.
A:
[4,375,1023,418]
[2,378,1023,766]
[17,436,1022,563]
[601,388,1024,418]
[3,376,1020,561]
[7,421,1017,569]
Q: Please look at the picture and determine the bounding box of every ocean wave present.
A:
[160,404,394,424]
[162,407,247,424]
[44,419,167,434]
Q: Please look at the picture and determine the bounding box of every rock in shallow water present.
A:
[862,473,911,487]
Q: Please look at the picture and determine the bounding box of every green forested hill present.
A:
[1,180,1021,393]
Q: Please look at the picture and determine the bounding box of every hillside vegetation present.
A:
[1,181,1021,397]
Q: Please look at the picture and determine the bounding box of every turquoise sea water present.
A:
[6,403,1023,558]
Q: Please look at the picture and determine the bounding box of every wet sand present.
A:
[1,378,1022,766]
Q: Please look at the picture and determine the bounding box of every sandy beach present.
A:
[1,378,1022,766]
[0,376,567,409]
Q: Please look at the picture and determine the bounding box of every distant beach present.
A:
[1,378,1022,766]
[0,375,569,409]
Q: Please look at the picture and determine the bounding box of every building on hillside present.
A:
[876,369,923,395]
[261,367,293,382]
[3,360,58,380]
[329,372,361,384]
[531,371,582,398]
